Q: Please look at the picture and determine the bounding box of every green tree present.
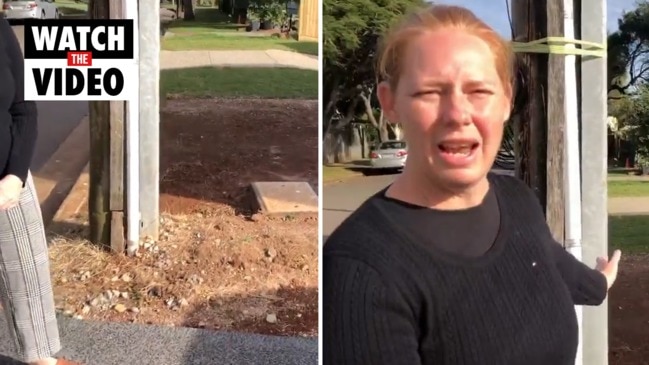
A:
[323,0,424,159]
[609,87,649,167]
[607,0,649,97]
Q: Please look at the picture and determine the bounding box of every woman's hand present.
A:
[595,249,622,290]
[0,175,23,210]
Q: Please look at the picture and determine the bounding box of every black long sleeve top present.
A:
[323,173,608,365]
[0,18,37,183]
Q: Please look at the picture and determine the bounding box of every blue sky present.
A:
[435,0,637,37]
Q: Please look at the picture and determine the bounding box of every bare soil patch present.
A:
[609,254,649,364]
[48,98,318,337]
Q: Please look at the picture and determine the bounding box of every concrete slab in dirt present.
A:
[251,182,318,214]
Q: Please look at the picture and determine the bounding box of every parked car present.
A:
[3,0,60,20]
[369,140,408,171]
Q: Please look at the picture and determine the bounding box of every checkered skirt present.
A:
[0,172,61,362]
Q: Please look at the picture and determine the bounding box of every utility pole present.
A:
[513,0,607,363]
[139,0,161,241]
[511,0,549,211]
[578,0,609,362]
[546,0,567,243]
[87,0,127,252]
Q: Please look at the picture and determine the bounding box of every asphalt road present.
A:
[323,173,399,239]
[0,314,318,365]
[322,169,517,239]
[11,24,88,171]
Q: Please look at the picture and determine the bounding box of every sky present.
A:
[435,0,637,36]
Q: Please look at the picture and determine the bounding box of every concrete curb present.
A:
[34,116,89,227]
[51,162,89,224]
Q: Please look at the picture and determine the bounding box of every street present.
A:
[322,173,398,239]
[0,313,317,365]
[322,170,515,238]
[323,170,649,241]
[11,24,88,171]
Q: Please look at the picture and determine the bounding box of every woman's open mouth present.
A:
[437,141,480,167]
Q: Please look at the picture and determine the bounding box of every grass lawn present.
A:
[54,0,88,15]
[609,215,649,254]
[163,7,318,55]
[322,165,362,184]
[160,66,317,99]
[608,180,649,197]
[163,34,318,55]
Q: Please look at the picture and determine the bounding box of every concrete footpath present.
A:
[160,49,319,71]
[609,196,649,215]
[11,49,319,365]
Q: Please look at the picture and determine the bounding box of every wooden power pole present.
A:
[511,0,565,243]
[545,0,566,244]
[513,0,610,362]
[88,0,127,253]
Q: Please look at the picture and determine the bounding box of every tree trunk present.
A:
[183,0,195,20]
[360,88,389,142]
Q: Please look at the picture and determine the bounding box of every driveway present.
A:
[10,23,88,171]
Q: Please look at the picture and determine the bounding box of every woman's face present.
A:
[379,29,511,191]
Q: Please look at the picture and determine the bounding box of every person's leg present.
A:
[0,172,62,364]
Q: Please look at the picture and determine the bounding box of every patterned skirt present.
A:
[0,172,61,362]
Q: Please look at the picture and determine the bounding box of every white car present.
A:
[369,140,408,171]
[2,0,60,20]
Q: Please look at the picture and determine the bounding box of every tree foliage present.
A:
[609,87,649,164]
[608,0,649,97]
[322,0,424,138]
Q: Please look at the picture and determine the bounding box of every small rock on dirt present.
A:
[114,304,127,313]
[266,313,278,324]
[265,247,277,260]
[188,274,204,286]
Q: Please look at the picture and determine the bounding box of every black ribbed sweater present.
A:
[323,174,608,365]
[0,18,38,183]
